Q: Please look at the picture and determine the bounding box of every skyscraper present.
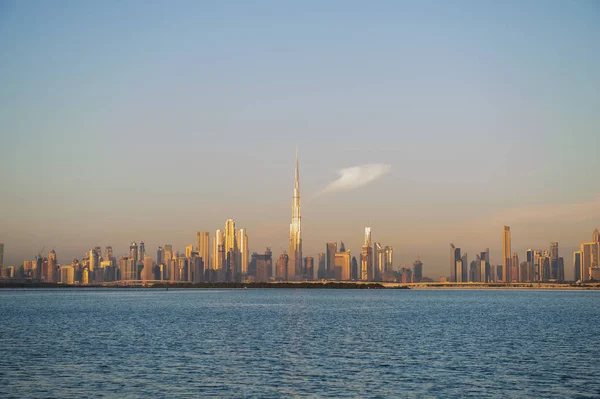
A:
[511,252,519,282]
[289,148,302,281]
[225,219,237,280]
[48,249,57,283]
[461,253,468,283]
[574,251,582,282]
[384,246,393,273]
[138,241,146,263]
[550,241,559,280]
[374,243,384,281]
[304,256,314,280]
[334,251,351,280]
[276,252,289,280]
[363,227,373,280]
[130,242,138,266]
[502,225,511,282]
[594,228,600,243]
[449,244,461,282]
[317,253,326,280]
[238,228,248,277]
[413,258,423,282]
[0,243,3,270]
[157,246,164,265]
[326,242,337,279]
[197,232,210,271]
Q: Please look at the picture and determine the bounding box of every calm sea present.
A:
[0,289,599,398]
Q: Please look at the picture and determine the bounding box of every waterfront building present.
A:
[461,253,468,282]
[196,232,210,272]
[142,257,154,281]
[351,256,358,280]
[289,149,303,281]
[326,242,337,279]
[550,241,559,280]
[238,228,248,277]
[511,252,519,282]
[61,266,75,284]
[255,248,272,283]
[502,225,511,282]
[334,251,351,281]
[374,243,384,281]
[413,258,423,282]
[0,243,3,269]
[317,253,326,280]
[138,242,146,264]
[276,252,289,281]
[130,242,138,266]
[574,251,582,281]
[185,245,193,259]
[384,246,393,273]
[304,256,314,280]
[449,244,461,282]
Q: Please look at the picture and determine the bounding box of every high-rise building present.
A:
[550,241,559,280]
[384,246,393,273]
[185,245,193,259]
[89,248,98,273]
[455,259,463,282]
[119,257,136,281]
[157,246,164,265]
[304,256,314,280]
[339,241,346,252]
[360,245,370,281]
[363,227,373,280]
[511,252,519,282]
[502,226,511,282]
[196,232,210,271]
[317,253,326,280]
[213,230,225,276]
[449,244,461,282]
[413,258,423,282]
[326,242,337,279]
[255,248,272,283]
[594,228,600,243]
[334,251,351,280]
[573,251,582,282]
[461,253,468,283]
[351,256,358,280]
[138,241,146,263]
[289,149,302,281]
[374,243,384,281]
[0,243,3,269]
[142,257,155,281]
[130,242,138,265]
[48,250,57,283]
[60,266,75,285]
[225,219,237,280]
[238,228,248,276]
[276,252,289,280]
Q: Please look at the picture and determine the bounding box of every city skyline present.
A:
[1,149,598,282]
[1,2,599,277]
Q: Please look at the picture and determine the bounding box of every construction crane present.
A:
[36,246,46,259]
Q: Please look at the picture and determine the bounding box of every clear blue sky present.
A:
[1,1,599,278]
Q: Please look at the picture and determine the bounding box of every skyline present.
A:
[1,1,599,276]
[1,149,598,282]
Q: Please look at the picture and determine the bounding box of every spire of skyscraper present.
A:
[289,147,302,280]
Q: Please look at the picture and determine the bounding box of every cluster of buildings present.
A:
[448,226,600,283]
[0,151,427,285]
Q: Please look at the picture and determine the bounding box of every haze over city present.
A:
[1,1,599,279]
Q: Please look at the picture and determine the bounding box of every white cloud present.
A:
[317,164,391,196]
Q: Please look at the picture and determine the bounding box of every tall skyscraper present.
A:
[142,257,155,281]
[549,241,559,280]
[363,227,373,280]
[130,242,138,266]
[304,256,314,280]
[326,242,337,279]
[449,244,461,282]
[461,253,468,282]
[48,249,57,283]
[289,148,302,281]
[276,252,289,280]
[413,258,423,282]
[574,251,582,281]
[502,225,511,282]
[157,246,164,265]
[334,251,351,280]
[511,252,519,282]
[594,228,600,243]
[185,245,193,259]
[317,253,326,280]
[0,243,3,270]
[225,219,237,280]
[213,230,225,274]
[197,232,210,271]
[138,241,146,263]
[238,228,248,276]
[89,248,98,272]
[374,243,384,281]
[255,248,272,283]
[384,246,394,273]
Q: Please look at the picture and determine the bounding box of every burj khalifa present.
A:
[289,148,302,280]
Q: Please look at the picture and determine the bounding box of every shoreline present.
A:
[1,281,599,290]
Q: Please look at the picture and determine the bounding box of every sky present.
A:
[1,1,599,279]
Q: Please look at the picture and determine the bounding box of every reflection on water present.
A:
[0,289,599,398]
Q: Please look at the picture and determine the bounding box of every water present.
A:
[1,289,599,398]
